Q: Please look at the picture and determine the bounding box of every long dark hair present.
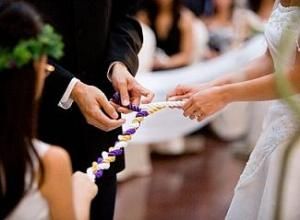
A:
[0,1,44,218]
[142,0,182,31]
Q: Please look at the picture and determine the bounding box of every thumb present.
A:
[119,82,130,106]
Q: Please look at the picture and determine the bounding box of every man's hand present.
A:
[71,81,125,131]
[110,63,154,112]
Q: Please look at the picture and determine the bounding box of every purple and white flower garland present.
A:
[86,93,184,181]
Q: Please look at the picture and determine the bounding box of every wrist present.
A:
[218,85,235,104]
[111,62,128,78]
[211,78,231,87]
[70,81,85,103]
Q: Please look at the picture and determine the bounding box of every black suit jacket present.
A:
[28,0,143,174]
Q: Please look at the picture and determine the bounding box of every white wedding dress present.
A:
[226,2,300,220]
[6,140,50,220]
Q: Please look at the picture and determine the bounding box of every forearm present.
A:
[222,74,278,103]
[211,51,274,86]
[166,53,191,68]
[74,200,91,220]
[222,65,300,103]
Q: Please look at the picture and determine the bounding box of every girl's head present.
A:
[0,1,62,218]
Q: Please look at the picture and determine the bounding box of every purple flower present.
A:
[128,103,141,112]
[112,93,121,105]
[136,111,149,117]
[124,128,136,135]
[112,149,123,156]
[96,170,103,178]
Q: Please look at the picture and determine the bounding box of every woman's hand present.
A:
[182,86,230,121]
[72,172,98,202]
[167,83,212,101]
[72,172,98,220]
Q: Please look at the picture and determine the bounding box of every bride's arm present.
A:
[211,49,274,86]
[182,58,300,120]
[168,50,274,101]
[224,56,300,102]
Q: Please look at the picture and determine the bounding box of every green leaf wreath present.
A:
[0,24,64,71]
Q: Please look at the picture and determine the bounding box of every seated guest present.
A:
[183,0,214,17]
[0,1,97,219]
[233,0,274,45]
[137,0,194,71]
[204,0,236,58]
[247,0,274,21]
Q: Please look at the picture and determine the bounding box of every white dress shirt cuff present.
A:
[58,78,80,110]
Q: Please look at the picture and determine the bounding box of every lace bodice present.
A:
[263,2,300,129]
[265,3,300,67]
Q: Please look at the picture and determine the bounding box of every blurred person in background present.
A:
[0,1,97,219]
[137,0,194,71]
[233,0,275,46]
[183,0,215,17]
[248,0,274,20]
[204,0,237,58]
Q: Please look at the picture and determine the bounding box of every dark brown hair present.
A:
[142,0,182,31]
[0,0,44,218]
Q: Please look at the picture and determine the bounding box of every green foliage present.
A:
[0,24,64,71]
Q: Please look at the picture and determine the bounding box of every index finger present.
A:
[110,101,131,114]
[95,110,125,131]
[119,82,130,106]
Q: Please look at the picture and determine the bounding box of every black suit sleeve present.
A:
[43,60,74,107]
[105,0,143,76]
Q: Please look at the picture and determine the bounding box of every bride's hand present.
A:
[182,86,229,121]
[167,83,212,101]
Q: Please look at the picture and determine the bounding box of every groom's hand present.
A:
[110,63,154,111]
[71,81,125,131]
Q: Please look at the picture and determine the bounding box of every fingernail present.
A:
[123,100,129,106]
[113,113,118,118]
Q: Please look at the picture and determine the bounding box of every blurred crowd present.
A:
[135,0,274,71]
[119,0,275,181]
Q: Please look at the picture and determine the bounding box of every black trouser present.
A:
[91,175,117,220]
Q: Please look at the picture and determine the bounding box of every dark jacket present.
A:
[28,0,143,174]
